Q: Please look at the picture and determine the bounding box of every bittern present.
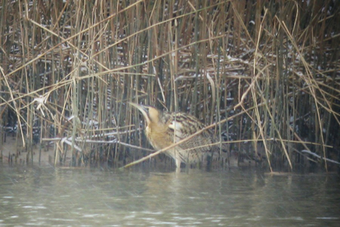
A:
[130,103,224,169]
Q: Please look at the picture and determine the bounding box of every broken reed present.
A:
[0,1,339,171]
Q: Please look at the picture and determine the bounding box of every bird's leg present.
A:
[173,150,181,171]
[175,165,181,173]
[175,157,181,170]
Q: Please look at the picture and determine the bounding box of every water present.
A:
[0,164,339,226]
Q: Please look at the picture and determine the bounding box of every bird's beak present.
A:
[129,102,146,112]
[129,102,150,124]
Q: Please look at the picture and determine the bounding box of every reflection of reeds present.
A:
[0,1,339,171]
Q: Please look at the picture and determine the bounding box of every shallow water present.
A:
[0,164,339,226]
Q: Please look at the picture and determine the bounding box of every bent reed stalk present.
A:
[0,1,339,172]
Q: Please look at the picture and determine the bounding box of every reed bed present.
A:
[0,0,339,172]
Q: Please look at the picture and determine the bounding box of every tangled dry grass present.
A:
[0,1,339,172]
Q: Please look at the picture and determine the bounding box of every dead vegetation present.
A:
[0,0,339,172]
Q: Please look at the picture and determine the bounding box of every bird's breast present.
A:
[145,124,173,150]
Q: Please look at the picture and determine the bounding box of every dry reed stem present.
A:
[0,1,339,169]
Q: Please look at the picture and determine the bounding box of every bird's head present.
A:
[129,102,162,126]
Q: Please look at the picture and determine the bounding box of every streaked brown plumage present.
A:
[130,103,222,169]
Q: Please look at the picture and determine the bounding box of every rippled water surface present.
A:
[0,164,339,226]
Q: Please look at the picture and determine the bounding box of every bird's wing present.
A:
[167,113,213,152]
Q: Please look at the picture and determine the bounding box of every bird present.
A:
[129,102,226,169]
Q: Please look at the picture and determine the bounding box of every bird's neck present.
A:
[146,120,167,133]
